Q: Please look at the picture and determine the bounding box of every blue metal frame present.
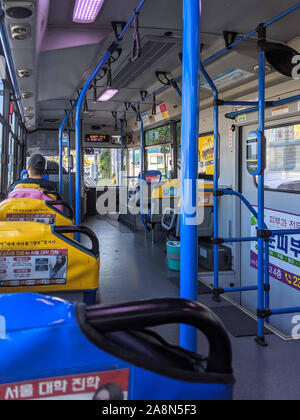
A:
[130,4,300,122]
[199,63,220,296]
[256,42,266,343]
[225,94,300,120]
[131,108,148,229]
[197,6,300,343]
[120,119,124,188]
[54,1,300,344]
[66,126,73,208]
[74,0,148,240]
[179,0,202,352]
[58,101,78,195]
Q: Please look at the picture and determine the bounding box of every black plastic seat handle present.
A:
[48,200,74,220]
[54,225,99,257]
[86,298,232,374]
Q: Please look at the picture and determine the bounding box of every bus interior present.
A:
[0,0,300,401]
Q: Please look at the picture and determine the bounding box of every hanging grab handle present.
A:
[54,225,99,257]
[131,10,142,62]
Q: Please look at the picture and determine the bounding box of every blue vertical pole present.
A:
[180,0,201,352]
[213,100,219,296]
[67,126,73,209]
[198,64,220,298]
[120,119,124,188]
[256,25,266,345]
[58,125,63,195]
[139,117,147,228]
[75,51,112,241]
[264,242,270,323]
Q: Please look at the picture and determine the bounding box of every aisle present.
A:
[85,215,300,401]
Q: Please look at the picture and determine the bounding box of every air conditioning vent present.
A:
[25,113,34,120]
[111,36,178,90]
[22,92,33,99]
[44,119,59,123]
[5,2,34,20]
[18,68,32,78]
[10,24,31,40]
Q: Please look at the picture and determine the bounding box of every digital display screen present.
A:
[85,135,110,143]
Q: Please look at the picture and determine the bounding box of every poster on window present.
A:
[250,207,300,291]
[0,249,68,287]
[198,134,214,176]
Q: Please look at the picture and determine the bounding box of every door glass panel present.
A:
[146,145,172,179]
[263,124,300,192]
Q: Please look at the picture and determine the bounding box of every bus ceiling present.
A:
[1,0,300,132]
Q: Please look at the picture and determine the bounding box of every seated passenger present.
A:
[8,154,57,194]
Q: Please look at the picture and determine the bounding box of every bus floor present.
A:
[85,215,300,401]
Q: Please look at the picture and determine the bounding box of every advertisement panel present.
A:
[250,207,300,291]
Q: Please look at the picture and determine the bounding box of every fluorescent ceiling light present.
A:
[73,0,105,23]
[98,89,118,102]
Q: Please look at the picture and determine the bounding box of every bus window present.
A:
[145,125,172,179]
[0,81,3,115]
[84,148,122,187]
[10,111,16,134]
[146,146,172,179]
[263,124,300,192]
[7,134,15,186]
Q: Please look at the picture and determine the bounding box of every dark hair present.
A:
[92,383,124,401]
[53,254,66,274]
[28,154,46,175]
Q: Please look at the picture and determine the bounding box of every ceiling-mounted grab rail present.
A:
[0,7,24,123]
[130,2,300,112]
[74,0,148,241]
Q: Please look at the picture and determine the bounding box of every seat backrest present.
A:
[8,189,63,212]
[0,198,73,226]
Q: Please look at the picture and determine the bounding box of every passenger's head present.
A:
[27,154,46,178]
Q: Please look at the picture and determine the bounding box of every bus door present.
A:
[241,122,300,336]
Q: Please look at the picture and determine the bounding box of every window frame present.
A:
[254,121,300,195]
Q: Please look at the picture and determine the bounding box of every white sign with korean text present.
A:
[250,207,300,291]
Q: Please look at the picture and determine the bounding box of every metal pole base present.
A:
[255,336,268,347]
[212,288,224,302]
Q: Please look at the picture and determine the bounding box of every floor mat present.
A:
[211,305,273,338]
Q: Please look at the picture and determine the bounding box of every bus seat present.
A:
[8,188,63,212]
[0,198,74,227]
[0,222,100,303]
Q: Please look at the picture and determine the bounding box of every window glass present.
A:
[10,111,16,133]
[18,124,22,140]
[84,148,122,187]
[177,121,181,145]
[263,124,300,192]
[0,80,4,115]
[145,125,171,146]
[146,146,172,179]
[7,134,15,187]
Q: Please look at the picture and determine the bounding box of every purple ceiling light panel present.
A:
[98,89,119,102]
[73,0,105,23]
